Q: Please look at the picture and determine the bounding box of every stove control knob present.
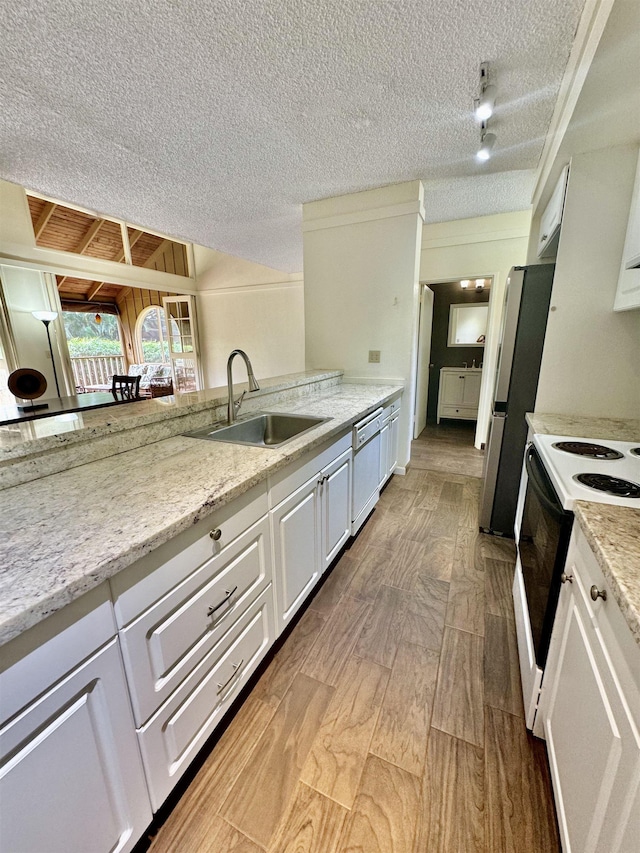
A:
[560,573,573,584]
[590,585,607,602]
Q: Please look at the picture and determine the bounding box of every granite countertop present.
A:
[526,412,640,441]
[574,503,640,646]
[0,382,402,646]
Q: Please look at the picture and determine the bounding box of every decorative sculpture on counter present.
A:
[7,368,49,411]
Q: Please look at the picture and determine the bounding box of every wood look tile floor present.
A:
[147,421,559,853]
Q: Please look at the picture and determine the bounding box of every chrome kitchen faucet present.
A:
[226,350,260,424]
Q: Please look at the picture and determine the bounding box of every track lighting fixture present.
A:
[474,63,497,161]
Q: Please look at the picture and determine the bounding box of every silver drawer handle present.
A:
[209,528,222,541]
[207,586,238,617]
[590,585,607,602]
[217,659,244,696]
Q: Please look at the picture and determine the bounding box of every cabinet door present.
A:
[379,421,390,487]
[0,640,151,853]
[541,578,640,853]
[388,414,399,476]
[320,447,352,572]
[441,371,465,405]
[614,148,640,311]
[271,474,320,634]
[462,372,482,407]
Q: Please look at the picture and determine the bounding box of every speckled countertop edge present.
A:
[526,412,640,441]
[0,370,344,461]
[0,382,402,646]
[574,503,640,646]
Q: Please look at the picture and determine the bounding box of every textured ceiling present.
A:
[0,0,585,272]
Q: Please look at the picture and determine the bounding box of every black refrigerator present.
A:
[479,263,555,536]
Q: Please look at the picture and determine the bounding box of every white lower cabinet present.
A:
[539,526,640,853]
[270,472,321,634]
[437,368,482,423]
[137,587,274,810]
[0,585,152,853]
[379,398,401,487]
[269,432,352,634]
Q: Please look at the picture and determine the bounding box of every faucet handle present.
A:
[234,390,246,413]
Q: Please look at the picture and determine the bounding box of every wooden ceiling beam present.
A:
[76,218,106,255]
[87,282,104,301]
[33,202,57,240]
[111,229,143,264]
[143,239,171,269]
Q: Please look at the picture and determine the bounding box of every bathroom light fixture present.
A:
[476,130,496,162]
[32,310,61,397]
[475,279,485,290]
[460,279,470,289]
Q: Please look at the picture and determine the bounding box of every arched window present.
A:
[135,305,172,364]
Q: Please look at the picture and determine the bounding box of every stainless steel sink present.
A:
[184,412,330,447]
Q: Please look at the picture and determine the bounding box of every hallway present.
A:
[147,426,559,852]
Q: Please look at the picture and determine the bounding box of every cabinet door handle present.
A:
[209,528,222,541]
[590,585,607,602]
[216,659,244,697]
[560,573,573,584]
[207,586,238,617]
[541,233,548,242]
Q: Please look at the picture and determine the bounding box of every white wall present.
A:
[419,210,532,445]
[0,265,67,396]
[535,144,640,418]
[194,245,304,388]
[303,181,425,470]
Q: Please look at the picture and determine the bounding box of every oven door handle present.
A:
[524,446,568,523]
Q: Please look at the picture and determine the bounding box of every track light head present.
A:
[475,84,496,121]
[476,132,496,162]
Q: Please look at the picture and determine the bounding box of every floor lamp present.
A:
[32,311,61,397]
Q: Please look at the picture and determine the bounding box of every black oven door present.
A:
[517,445,574,668]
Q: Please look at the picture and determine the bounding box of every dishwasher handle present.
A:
[353,408,383,448]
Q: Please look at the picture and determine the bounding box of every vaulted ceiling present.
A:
[0,0,585,271]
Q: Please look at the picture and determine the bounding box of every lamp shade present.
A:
[32,310,58,322]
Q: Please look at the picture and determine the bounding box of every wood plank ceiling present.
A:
[26,195,189,303]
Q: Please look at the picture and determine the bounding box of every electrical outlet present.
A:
[368,350,381,363]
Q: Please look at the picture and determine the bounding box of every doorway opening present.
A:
[414,277,492,450]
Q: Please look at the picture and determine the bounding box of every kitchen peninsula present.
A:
[0,369,403,853]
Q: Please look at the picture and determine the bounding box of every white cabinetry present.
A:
[537,164,569,258]
[437,368,482,423]
[110,483,275,809]
[269,432,352,634]
[614,147,640,311]
[540,525,640,853]
[0,585,152,853]
[379,398,401,487]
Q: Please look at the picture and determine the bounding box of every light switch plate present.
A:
[368,350,381,363]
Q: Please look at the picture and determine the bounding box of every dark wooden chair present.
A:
[111,374,141,401]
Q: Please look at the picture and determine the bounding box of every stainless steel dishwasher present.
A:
[351,407,383,534]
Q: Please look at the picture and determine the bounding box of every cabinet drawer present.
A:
[119,515,272,725]
[439,405,477,420]
[111,482,268,627]
[137,586,274,810]
[269,431,351,506]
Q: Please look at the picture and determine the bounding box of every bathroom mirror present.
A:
[448,303,488,347]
